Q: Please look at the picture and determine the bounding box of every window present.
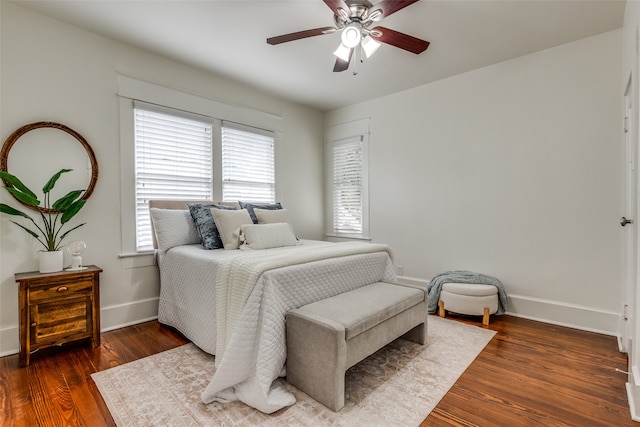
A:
[329,136,366,236]
[119,75,283,259]
[325,118,369,239]
[221,121,275,203]
[134,103,213,251]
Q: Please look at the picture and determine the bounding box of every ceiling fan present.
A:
[266,0,430,73]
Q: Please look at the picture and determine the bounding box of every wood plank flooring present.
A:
[0,315,633,426]
[425,315,632,426]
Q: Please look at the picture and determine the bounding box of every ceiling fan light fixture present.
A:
[333,43,352,61]
[361,35,381,58]
[341,24,361,48]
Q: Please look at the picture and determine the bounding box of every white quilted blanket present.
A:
[158,240,330,354]
[200,241,395,413]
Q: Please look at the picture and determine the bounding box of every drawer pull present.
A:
[56,286,69,292]
[31,322,36,327]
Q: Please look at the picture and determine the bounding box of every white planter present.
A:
[39,250,63,273]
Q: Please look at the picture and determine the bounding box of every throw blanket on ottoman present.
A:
[427,270,508,314]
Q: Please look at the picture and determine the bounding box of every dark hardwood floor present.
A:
[0,315,633,426]
[425,315,633,426]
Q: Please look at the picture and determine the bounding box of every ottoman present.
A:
[438,282,499,325]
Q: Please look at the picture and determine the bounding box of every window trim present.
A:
[325,118,370,240]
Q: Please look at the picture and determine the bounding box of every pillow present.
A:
[254,207,297,237]
[239,201,283,224]
[149,208,200,252]
[188,203,237,250]
[254,207,290,224]
[211,208,253,250]
[239,223,299,250]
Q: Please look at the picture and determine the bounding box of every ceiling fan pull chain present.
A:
[353,45,361,75]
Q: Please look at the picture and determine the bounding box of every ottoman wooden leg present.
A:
[439,300,445,318]
[483,307,490,325]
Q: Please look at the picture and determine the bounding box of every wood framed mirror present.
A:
[0,122,99,212]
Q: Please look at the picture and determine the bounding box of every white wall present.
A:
[0,3,325,355]
[326,30,624,334]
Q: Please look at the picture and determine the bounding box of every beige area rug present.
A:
[91,316,495,427]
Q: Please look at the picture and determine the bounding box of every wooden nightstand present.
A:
[15,265,102,366]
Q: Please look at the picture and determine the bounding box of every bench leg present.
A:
[401,321,427,345]
[286,313,347,411]
[483,307,490,325]
[438,300,445,318]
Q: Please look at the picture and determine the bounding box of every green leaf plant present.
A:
[0,169,86,251]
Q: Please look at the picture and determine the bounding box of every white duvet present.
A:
[158,240,331,354]
[158,240,395,413]
[203,241,395,413]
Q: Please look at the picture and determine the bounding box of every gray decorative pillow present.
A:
[188,203,237,249]
[239,201,283,224]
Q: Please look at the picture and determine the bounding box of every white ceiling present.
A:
[9,0,626,112]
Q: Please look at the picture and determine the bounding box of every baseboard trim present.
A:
[0,325,18,357]
[396,276,621,336]
[507,293,620,336]
[626,382,640,422]
[0,297,160,357]
[100,297,159,332]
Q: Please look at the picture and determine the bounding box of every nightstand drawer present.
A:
[28,276,94,302]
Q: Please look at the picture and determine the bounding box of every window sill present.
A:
[118,251,156,269]
[325,234,372,242]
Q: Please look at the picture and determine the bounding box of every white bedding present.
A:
[157,239,330,354]
[157,239,396,413]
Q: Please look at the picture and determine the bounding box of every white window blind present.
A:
[331,136,363,235]
[221,121,275,203]
[134,103,213,251]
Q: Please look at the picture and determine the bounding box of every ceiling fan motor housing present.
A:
[334,0,380,31]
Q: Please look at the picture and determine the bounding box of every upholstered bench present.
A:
[286,281,428,412]
[438,282,499,325]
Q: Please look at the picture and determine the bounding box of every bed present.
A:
[148,200,396,413]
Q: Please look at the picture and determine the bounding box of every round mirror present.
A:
[0,122,99,212]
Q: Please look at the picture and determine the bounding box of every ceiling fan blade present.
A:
[267,27,336,45]
[370,26,430,54]
[323,0,351,17]
[369,0,420,19]
[333,48,353,72]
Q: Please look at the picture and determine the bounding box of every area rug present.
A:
[91,316,495,426]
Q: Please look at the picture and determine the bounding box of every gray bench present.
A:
[286,281,428,411]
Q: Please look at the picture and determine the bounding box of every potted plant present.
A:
[0,168,86,273]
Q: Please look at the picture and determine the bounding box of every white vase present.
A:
[39,250,63,273]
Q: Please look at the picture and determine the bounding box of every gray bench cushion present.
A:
[294,281,424,340]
